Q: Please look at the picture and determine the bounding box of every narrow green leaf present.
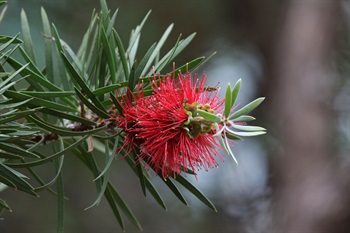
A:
[0,82,15,95]
[231,124,266,132]
[197,109,221,123]
[0,151,23,160]
[224,83,232,118]
[113,29,129,79]
[161,176,188,206]
[134,43,156,78]
[175,175,217,212]
[93,139,116,181]
[226,130,266,137]
[0,35,22,44]
[34,154,65,192]
[77,10,97,61]
[0,98,33,109]
[173,56,204,76]
[225,133,242,141]
[127,62,137,92]
[0,107,43,124]
[141,23,174,77]
[51,24,73,91]
[5,57,75,109]
[39,108,96,126]
[6,130,38,137]
[100,0,109,23]
[191,52,217,74]
[101,27,117,82]
[109,92,123,116]
[71,141,125,231]
[0,197,11,211]
[0,3,7,24]
[41,7,54,83]
[4,90,77,112]
[6,135,88,168]
[0,142,40,158]
[127,10,151,57]
[133,153,146,196]
[18,47,46,85]
[148,32,196,76]
[231,79,242,108]
[105,9,118,37]
[92,84,121,96]
[28,115,106,137]
[215,125,230,155]
[55,142,65,233]
[20,10,36,63]
[107,183,143,231]
[229,97,265,120]
[154,33,181,73]
[231,115,255,122]
[104,186,124,230]
[0,63,29,90]
[124,154,167,210]
[0,33,20,52]
[19,91,75,98]
[0,162,37,196]
[223,131,238,164]
[74,88,109,118]
[60,52,106,112]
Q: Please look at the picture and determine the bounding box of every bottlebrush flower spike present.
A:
[113,72,266,179]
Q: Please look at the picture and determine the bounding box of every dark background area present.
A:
[1,0,349,232]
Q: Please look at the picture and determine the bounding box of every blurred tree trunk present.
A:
[270,0,349,232]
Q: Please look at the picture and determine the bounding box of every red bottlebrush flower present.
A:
[117,72,224,178]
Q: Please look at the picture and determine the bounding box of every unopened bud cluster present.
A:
[183,101,217,138]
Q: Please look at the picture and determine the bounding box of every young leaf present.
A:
[231,79,242,108]
[224,83,232,118]
[229,97,265,120]
[231,115,255,122]
[197,109,221,123]
[230,124,266,132]
[225,127,266,137]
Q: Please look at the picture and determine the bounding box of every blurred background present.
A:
[1,0,349,232]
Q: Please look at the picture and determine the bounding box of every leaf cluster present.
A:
[0,0,217,231]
